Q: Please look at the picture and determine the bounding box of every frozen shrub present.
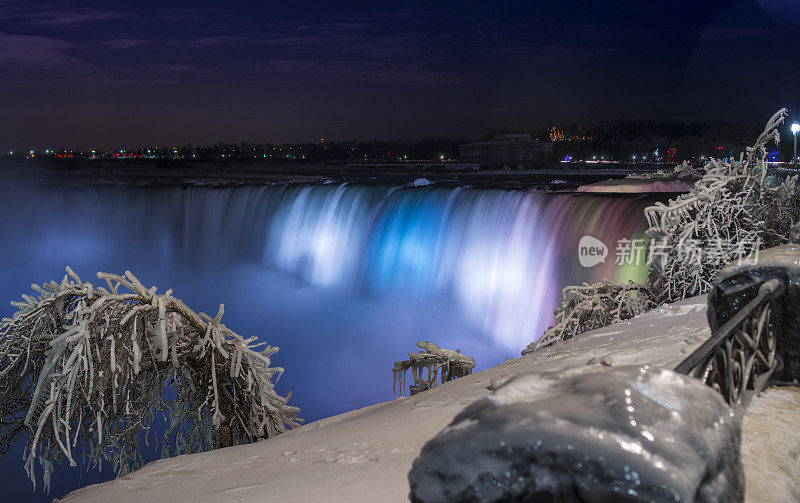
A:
[393,341,475,395]
[645,108,800,302]
[522,280,656,355]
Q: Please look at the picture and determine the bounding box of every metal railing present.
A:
[675,278,783,406]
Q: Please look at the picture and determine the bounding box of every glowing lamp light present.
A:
[793,123,800,168]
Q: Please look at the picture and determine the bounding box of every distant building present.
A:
[666,147,677,164]
[459,133,554,168]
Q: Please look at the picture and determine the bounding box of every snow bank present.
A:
[741,386,800,503]
[576,178,697,194]
[577,168,701,194]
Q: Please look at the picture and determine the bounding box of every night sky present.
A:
[2,0,800,149]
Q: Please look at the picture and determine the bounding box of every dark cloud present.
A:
[102,38,151,49]
[0,2,128,26]
[0,32,81,69]
[0,0,797,148]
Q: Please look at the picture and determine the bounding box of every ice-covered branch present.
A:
[0,269,301,492]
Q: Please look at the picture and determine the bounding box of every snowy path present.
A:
[61,298,713,503]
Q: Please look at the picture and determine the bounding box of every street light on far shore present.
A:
[792,123,800,167]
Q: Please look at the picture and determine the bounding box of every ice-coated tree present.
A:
[0,268,300,492]
[645,108,800,302]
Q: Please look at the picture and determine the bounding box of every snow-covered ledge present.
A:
[60,297,711,503]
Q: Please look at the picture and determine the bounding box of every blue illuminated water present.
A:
[0,182,649,500]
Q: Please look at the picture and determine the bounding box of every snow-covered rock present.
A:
[409,365,741,503]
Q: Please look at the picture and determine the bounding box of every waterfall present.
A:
[43,183,649,351]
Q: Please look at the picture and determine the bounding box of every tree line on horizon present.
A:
[14,118,796,165]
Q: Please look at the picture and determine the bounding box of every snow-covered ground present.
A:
[576,169,700,193]
[741,386,800,503]
[59,296,796,502]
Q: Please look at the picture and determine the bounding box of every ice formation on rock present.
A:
[409,365,742,503]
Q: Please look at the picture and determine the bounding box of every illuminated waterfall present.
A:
[58,184,649,351]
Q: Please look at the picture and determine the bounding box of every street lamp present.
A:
[792,123,800,167]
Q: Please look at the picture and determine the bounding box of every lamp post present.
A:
[792,123,800,168]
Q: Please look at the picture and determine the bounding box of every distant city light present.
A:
[792,123,800,134]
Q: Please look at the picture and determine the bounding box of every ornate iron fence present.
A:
[675,278,783,406]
